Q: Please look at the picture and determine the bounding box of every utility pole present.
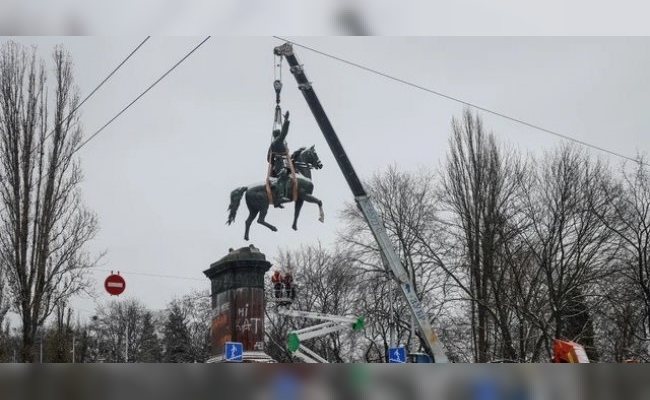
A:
[382,254,396,350]
[72,310,78,363]
[124,325,128,363]
[411,315,416,354]
[388,274,396,349]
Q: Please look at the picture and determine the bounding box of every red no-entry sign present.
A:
[104,273,126,296]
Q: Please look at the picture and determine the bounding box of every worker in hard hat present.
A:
[271,270,283,298]
[283,270,296,301]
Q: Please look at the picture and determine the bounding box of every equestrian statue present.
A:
[226,109,325,241]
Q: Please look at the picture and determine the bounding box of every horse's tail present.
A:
[227,187,248,225]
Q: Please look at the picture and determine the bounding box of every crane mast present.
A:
[274,42,448,363]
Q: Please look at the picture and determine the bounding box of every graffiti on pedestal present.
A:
[233,288,265,352]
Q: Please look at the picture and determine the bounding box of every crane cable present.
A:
[273,36,646,167]
[273,53,284,131]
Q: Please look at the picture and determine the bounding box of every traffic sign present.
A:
[104,273,126,296]
[388,347,406,363]
[225,342,243,362]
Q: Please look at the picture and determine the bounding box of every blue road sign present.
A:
[225,342,243,362]
[388,346,406,363]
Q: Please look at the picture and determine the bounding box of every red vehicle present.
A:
[553,340,590,363]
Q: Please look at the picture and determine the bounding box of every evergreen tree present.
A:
[138,312,162,363]
[0,322,9,362]
[163,304,191,363]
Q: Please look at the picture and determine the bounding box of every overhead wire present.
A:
[273,36,645,166]
[4,36,211,176]
[66,37,151,134]
[41,37,151,148]
[75,36,211,152]
[93,268,204,282]
[0,36,151,216]
[1,37,212,300]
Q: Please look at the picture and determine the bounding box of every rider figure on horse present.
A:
[267,110,292,208]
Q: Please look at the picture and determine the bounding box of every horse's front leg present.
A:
[292,199,304,231]
[301,194,324,223]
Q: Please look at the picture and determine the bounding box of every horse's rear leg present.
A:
[257,207,278,232]
[244,209,258,241]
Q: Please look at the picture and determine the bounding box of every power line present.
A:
[0,37,151,215]
[94,268,204,282]
[75,36,211,152]
[273,36,644,165]
[2,37,212,288]
[41,37,151,146]
[69,37,152,130]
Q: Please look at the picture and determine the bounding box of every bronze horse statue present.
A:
[227,145,324,240]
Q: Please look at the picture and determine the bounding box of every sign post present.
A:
[225,342,243,362]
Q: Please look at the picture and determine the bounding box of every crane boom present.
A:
[274,42,448,363]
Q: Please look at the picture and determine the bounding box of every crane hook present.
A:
[273,79,282,106]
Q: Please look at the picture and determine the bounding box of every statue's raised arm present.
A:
[275,110,290,144]
[267,110,292,208]
[268,111,290,162]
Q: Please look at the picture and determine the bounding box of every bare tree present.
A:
[94,298,148,363]
[521,144,616,361]
[590,156,650,361]
[265,245,362,363]
[439,109,527,362]
[0,269,9,326]
[338,165,452,360]
[0,41,99,361]
[594,270,649,362]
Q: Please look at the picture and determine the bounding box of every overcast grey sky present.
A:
[2,1,650,35]
[4,37,650,322]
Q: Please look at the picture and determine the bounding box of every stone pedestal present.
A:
[203,244,275,363]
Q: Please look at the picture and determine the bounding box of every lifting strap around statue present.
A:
[287,149,298,201]
[265,162,274,204]
[265,150,298,204]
